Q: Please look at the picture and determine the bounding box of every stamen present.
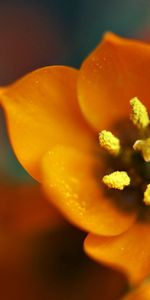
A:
[144,184,150,205]
[102,171,130,190]
[133,138,150,162]
[99,130,121,156]
[130,97,150,129]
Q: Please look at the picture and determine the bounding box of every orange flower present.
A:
[1,32,150,284]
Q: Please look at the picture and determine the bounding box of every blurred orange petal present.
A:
[121,281,150,300]
[84,223,150,284]
[42,145,136,235]
[0,184,62,235]
[78,32,150,131]
[1,66,94,181]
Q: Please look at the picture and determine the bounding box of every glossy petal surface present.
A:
[78,32,150,131]
[42,145,137,235]
[85,223,150,284]
[1,66,94,181]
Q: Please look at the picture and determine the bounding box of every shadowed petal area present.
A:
[0,66,94,181]
[84,223,150,284]
[42,145,137,235]
[121,281,150,300]
[78,32,150,131]
[0,222,127,300]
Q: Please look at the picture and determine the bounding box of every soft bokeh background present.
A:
[0,1,150,299]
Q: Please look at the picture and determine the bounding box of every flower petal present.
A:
[42,145,137,235]
[1,66,94,181]
[84,223,150,284]
[78,32,150,131]
[121,281,150,300]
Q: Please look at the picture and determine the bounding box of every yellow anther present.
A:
[130,97,150,129]
[144,184,150,205]
[133,138,150,162]
[102,171,130,190]
[99,130,121,155]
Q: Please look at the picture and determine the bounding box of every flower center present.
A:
[99,97,150,206]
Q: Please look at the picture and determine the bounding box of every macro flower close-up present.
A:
[1,31,150,291]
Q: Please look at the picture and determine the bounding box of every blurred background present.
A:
[0,0,149,299]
